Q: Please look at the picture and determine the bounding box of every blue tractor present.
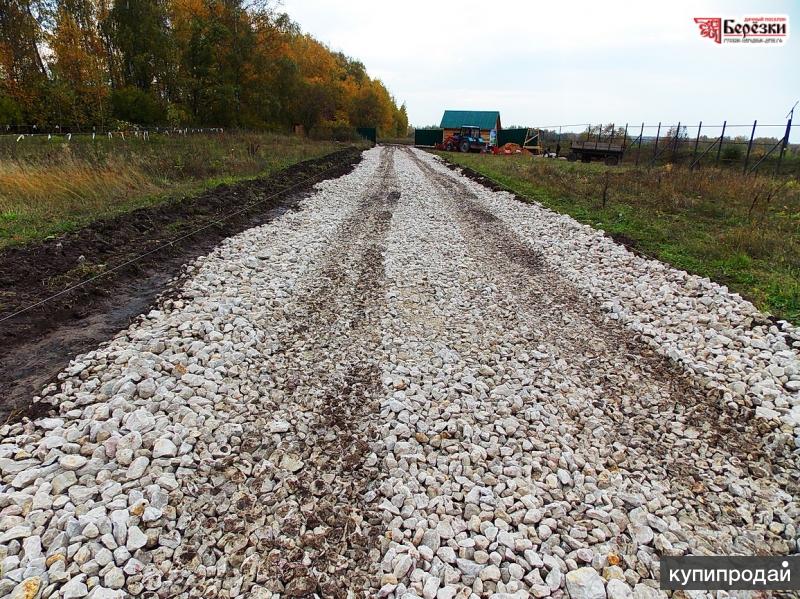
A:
[443,125,487,153]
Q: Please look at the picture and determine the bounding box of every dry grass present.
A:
[440,152,800,323]
[0,132,342,248]
[0,158,158,219]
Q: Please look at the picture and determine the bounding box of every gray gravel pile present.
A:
[0,146,797,599]
[370,148,797,599]
[0,148,393,598]
[431,155,800,439]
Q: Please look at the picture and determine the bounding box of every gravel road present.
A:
[1,146,798,599]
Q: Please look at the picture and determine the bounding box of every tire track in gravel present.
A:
[168,147,399,598]
[374,150,562,597]
[403,147,795,557]
[0,148,363,424]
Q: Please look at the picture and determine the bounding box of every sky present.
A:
[279,0,799,140]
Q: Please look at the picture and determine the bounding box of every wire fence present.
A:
[0,125,225,142]
[529,117,798,176]
[0,151,354,324]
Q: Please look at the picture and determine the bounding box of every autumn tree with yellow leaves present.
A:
[0,0,408,137]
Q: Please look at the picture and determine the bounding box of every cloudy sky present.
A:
[280,0,799,140]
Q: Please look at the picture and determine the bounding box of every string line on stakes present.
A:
[0,156,354,325]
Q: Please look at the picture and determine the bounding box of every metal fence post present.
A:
[651,122,661,166]
[715,120,727,165]
[635,122,644,166]
[671,121,681,163]
[621,123,628,162]
[691,122,702,170]
[743,120,757,174]
[776,114,792,176]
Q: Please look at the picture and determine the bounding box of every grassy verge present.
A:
[437,152,800,324]
[0,132,349,248]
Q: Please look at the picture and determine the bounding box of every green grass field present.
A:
[0,132,345,249]
[438,152,800,324]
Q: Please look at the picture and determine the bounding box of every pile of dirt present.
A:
[493,143,531,155]
[0,146,363,422]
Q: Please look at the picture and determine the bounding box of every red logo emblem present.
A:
[695,17,722,43]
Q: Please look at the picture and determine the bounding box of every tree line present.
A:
[0,0,408,137]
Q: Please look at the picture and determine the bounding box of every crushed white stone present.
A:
[0,146,796,599]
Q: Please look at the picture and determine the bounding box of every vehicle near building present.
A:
[440,110,501,146]
[567,140,626,164]
[439,125,487,153]
[567,125,628,165]
[415,110,502,151]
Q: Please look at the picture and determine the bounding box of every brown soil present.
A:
[0,147,363,423]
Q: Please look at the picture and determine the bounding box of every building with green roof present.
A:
[440,110,501,144]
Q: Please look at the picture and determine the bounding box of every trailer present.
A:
[567,140,625,165]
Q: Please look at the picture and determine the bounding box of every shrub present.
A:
[166,104,192,127]
[0,95,23,127]
[111,87,165,125]
[311,120,360,142]
[722,145,743,162]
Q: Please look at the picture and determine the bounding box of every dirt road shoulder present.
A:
[0,147,363,422]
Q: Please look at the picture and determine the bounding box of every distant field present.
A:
[0,132,343,248]
[437,152,800,324]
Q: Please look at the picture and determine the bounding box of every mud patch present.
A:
[261,147,398,597]
[168,146,398,598]
[606,231,640,253]
[409,151,543,270]
[0,147,363,422]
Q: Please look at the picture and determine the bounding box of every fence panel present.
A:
[414,129,443,146]
[356,127,377,144]
[497,129,527,146]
